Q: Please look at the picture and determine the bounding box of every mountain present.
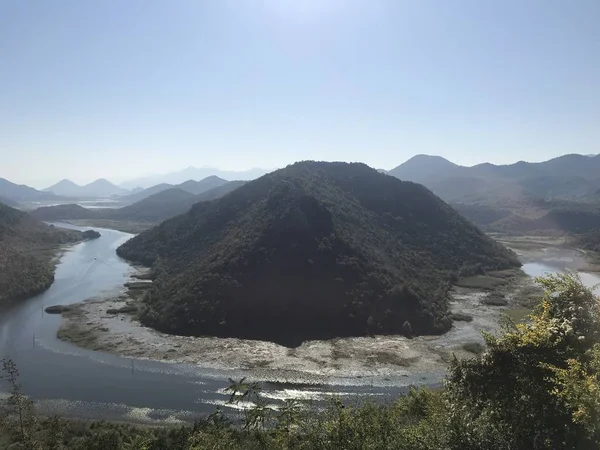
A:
[120,176,231,205]
[111,188,195,222]
[118,183,175,204]
[120,167,267,189]
[44,179,81,197]
[30,204,99,221]
[191,180,246,202]
[117,161,519,346]
[390,155,462,181]
[389,154,600,202]
[82,179,126,197]
[177,176,229,195]
[111,181,247,222]
[0,202,81,304]
[45,178,126,198]
[0,178,61,202]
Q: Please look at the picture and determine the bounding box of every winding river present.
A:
[0,224,599,423]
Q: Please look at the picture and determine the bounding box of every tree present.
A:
[445,273,600,450]
[0,358,39,449]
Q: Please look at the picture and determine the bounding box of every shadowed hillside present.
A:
[0,203,81,304]
[117,161,519,345]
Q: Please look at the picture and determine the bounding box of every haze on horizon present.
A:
[1,0,599,188]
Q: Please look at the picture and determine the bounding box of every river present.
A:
[0,225,599,423]
[0,224,408,423]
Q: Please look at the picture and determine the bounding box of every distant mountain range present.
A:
[119,167,267,189]
[388,153,600,202]
[44,178,127,198]
[118,176,229,204]
[31,180,247,224]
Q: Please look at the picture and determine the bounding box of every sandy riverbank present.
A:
[57,267,538,380]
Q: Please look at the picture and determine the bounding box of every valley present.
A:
[3,159,600,448]
[0,220,596,427]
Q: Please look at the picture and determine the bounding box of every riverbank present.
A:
[57,266,538,380]
[493,233,600,273]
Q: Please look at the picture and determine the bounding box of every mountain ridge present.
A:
[118,176,230,204]
[45,178,126,198]
[0,178,63,203]
[30,180,247,225]
[389,153,600,202]
[120,167,267,189]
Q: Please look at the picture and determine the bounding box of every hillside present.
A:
[117,161,519,345]
[178,175,229,195]
[30,204,99,221]
[0,178,62,202]
[451,197,600,235]
[0,196,17,207]
[0,202,81,304]
[111,188,195,221]
[117,183,174,204]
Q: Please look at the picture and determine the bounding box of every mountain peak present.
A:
[388,155,460,182]
[85,178,117,187]
[48,179,80,189]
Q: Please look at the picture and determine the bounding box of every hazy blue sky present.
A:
[1,0,599,187]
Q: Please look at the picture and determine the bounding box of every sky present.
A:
[1,0,599,188]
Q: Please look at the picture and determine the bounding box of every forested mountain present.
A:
[44,178,126,197]
[389,153,600,202]
[117,161,519,345]
[0,178,61,202]
[30,204,97,221]
[0,202,81,304]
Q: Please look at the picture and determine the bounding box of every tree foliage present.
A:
[446,273,600,449]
